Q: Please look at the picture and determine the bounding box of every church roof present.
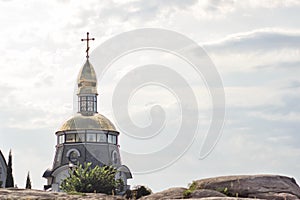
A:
[58,113,117,132]
[77,59,98,95]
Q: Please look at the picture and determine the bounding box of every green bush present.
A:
[183,189,192,198]
[60,162,122,195]
[183,181,197,198]
[188,181,197,191]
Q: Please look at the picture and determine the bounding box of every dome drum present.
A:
[56,129,119,146]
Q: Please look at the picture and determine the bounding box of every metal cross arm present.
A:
[81,32,95,59]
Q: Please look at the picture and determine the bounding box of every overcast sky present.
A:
[0,0,300,191]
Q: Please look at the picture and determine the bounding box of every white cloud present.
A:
[202,29,300,92]
[225,86,284,107]
[240,0,300,8]
[249,111,300,122]
[0,0,300,192]
[204,29,300,52]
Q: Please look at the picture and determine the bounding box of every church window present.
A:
[58,135,64,144]
[94,98,97,111]
[97,133,107,142]
[66,134,76,143]
[108,134,117,144]
[87,96,93,100]
[80,101,87,111]
[87,101,93,111]
[76,133,85,142]
[79,96,97,113]
[86,133,96,142]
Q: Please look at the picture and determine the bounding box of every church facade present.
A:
[0,150,7,188]
[43,33,132,192]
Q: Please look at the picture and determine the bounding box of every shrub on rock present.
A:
[60,162,122,195]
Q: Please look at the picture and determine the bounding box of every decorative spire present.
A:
[77,60,97,95]
[77,32,98,115]
[81,32,95,59]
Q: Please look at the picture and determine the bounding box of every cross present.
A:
[81,32,95,59]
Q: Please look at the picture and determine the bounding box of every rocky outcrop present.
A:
[190,189,227,198]
[140,187,186,199]
[141,175,300,200]
[0,188,124,200]
[188,198,263,200]
[139,188,262,200]
[0,174,299,200]
[193,174,300,200]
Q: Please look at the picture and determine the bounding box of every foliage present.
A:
[183,189,192,198]
[60,162,122,195]
[5,150,14,188]
[183,181,197,198]
[25,171,32,189]
[66,191,87,196]
[188,181,197,191]
[135,185,152,199]
[124,189,132,199]
[125,185,152,199]
[216,187,229,196]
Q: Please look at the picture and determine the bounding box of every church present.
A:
[43,33,132,192]
[0,150,7,188]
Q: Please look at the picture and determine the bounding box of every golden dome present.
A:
[77,59,97,95]
[58,113,117,132]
